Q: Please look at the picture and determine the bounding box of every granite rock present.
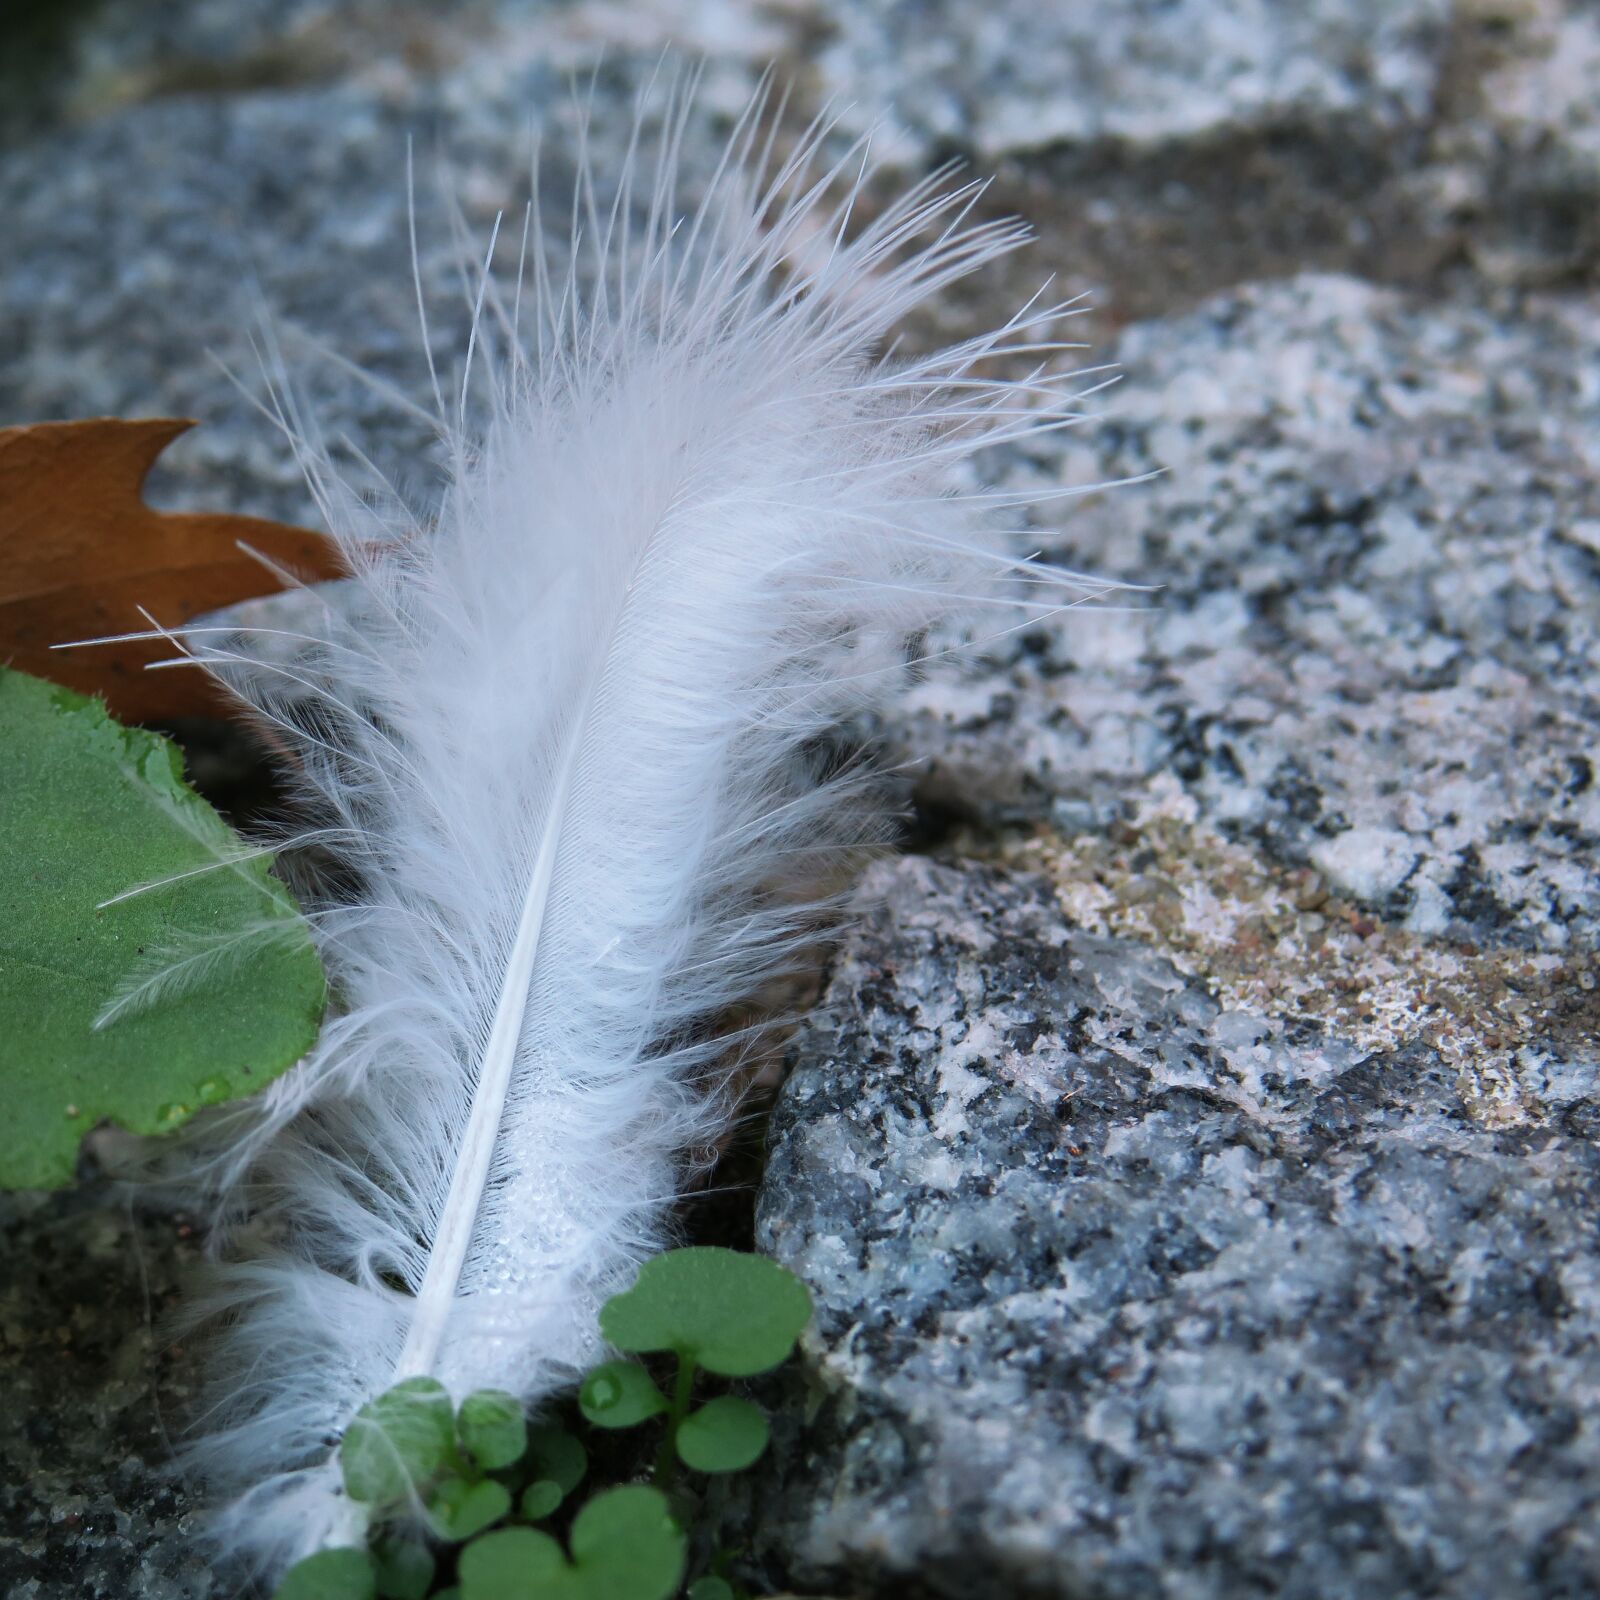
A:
[900,274,1600,963]
[812,0,1453,159]
[738,265,1600,1596]
[806,0,1600,317]
[1437,0,1600,285]
[739,853,1600,1599]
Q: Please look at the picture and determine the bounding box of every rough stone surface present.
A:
[900,275,1600,959]
[1442,0,1600,285]
[808,0,1600,319]
[2,2,1598,1598]
[814,0,1453,158]
[738,233,1600,1600]
[0,1189,211,1599]
[741,856,1600,1599]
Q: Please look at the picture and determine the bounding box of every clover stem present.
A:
[654,1350,697,1493]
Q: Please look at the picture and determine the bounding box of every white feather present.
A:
[149,82,1125,1573]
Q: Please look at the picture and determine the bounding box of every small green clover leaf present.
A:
[458,1390,526,1471]
[372,1536,434,1600]
[520,1424,587,1520]
[273,1547,377,1600]
[458,1527,565,1599]
[340,1378,456,1506]
[600,1247,812,1376]
[578,1360,670,1428]
[326,1250,808,1596]
[674,1396,769,1473]
[428,1476,512,1541]
[520,1480,564,1520]
[460,1487,685,1600]
[563,1489,688,1600]
[526,1425,586,1495]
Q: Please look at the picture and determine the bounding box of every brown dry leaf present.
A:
[0,417,342,722]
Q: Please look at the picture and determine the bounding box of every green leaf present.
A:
[459,1527,566,1599]
[578,1360,669,1429]
[273,1548,377,1600]
[373,1537,435,1600]
[520,1479,564,1521]
[675,1396,770,1473]
[340,1377,456,1505]
[0,667,325,1190]
[525,1425,586,1496]
[459,1389,527,1471]
[429,1476,513,1541]
[686,1579,736,1600]
[459,1488,685,1600]
[600,1248,812,1376]
[564,1486,687,1600]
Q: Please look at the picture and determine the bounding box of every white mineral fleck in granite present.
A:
[1311,827,1420,903]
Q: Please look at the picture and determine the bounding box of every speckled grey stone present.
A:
[900,274,1600,956]
[804,0,1600,316]
[736,254,1600,1600]
[738,854,1600,1599]
[813,0,1452,158]
[0,14,774,517]
[1438,0,1600,285]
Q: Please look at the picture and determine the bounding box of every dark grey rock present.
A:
[0,19,769,521]
[1436,0,1600,285]
[807,0,1600,318]
[0,1188,213,1599]
[742,854,1600,1599]
[739,260,1600,1600]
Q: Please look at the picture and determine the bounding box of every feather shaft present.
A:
[394,735,574,1380]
